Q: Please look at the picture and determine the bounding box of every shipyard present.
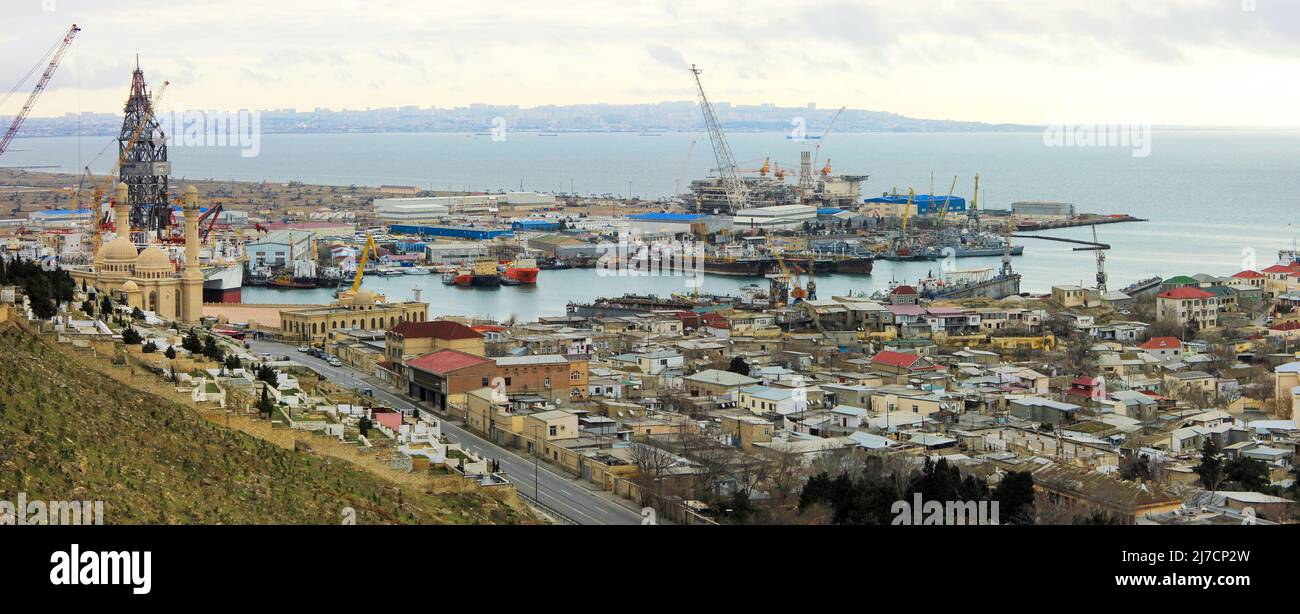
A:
[1,5,1299,594]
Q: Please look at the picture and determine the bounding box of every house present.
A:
[1052,285,1100,308]
[1065,376,1105,404]
[636,350,684,376]
[887,285,920,306]
[1164,370,1216,399]
[1156,287,1218,330]
[384,320,485,385]
[868,350,939,376]
[738,385,808,416]
[1008,396,1081,427]
[830,404,869,429]
[1138,336,1183,361]
[494,354,590,403]
[683,369,761,399]
[405,349,496,411]
[1274,362,1300,423]
[1109,390,1158,421]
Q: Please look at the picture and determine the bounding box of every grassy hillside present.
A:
[0,322,532,524]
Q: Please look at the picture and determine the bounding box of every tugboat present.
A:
[504,258,540,284]
[266,273,316,289]
[453,267,474,287]
[441,270,458,286]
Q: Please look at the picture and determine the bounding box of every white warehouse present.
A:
[373,198,452,224]
[732,204,818,230]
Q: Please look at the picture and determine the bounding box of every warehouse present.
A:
[862,195,967,218]
[732,204,817,230]
[373,197,451,224]
[1012,201,1075,219]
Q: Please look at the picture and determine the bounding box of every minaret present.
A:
[114,182,131,243]
[180,185,204,323]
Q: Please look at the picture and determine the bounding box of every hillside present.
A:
[0,321,533,524]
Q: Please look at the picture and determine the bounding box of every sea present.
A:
[7,129,1300,321]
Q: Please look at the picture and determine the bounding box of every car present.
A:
[327,358,342,367]
[361,388,373,397]
[297,346,309,353]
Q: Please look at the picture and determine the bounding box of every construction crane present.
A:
[689,64,746,214]
[88,80,169,254]
[935,176,958,226]
[340,233,381,299]
[0,24,80,159]
[1010,225,1110,291]
[967,173,981,228]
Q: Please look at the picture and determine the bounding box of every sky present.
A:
[3,0,1300,127]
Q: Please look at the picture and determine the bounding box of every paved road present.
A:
[246,339,645,525]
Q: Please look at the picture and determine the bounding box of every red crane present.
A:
[0,24,80,159]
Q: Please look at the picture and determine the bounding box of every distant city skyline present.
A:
[4,0,1300,127]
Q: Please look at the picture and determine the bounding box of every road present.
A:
[246,338,645,525]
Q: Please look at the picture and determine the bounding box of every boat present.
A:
[829,255,874,275]
[202,261,244,302]
[404,266,432,275]
[499,276,521,286]
[441,271,458,285]
[504,258,540,284]
[267,273,316,289]
[537,257,571,270]
[377,267,405,277]
[452,267,473,287]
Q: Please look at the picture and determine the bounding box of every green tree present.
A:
[994,471,1036,524]
[727,356,750,375]
[164,346,177,360]
[202,335,224,362]
[121,326,142,345]
[182,329,203,354]
[142,341,158,353]
[256,363,279,387]
[256,384,275,419]
[1195,438,1225,491]
[224,354,241,371]
[1224,455,1270,492]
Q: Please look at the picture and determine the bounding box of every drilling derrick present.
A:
[119,64,172,237]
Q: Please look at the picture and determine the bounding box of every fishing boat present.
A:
[504,258,540,284]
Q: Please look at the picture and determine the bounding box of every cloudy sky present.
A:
[4,0,1299,126]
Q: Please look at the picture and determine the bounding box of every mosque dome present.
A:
[97,236,138,263]
[136,246,173,273]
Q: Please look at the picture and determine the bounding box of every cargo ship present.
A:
[703,255,768,276]
[471,258,501,287]
[503,258,540,284]
[202,261,244,302]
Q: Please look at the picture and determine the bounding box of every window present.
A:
[548,425,557,436]
[482,377,490,386]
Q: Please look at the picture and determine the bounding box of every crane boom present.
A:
[347,234,380,295]
[0,24,80,158]
[689,64,746,214]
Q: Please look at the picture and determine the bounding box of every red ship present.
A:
[504,258,540,284]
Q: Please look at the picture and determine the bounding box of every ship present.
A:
[504,258,540,284]
[471,259,500,286]
[918,268,1022,300]
[828,255,874,275]
[452,267,474,287]
[202,262,244,302]
[404,266,432,275]
[567,293,736,317]
[939,228,1025,258]
[266,273,316,289]
[1121,276,1162,297]
[703,255,768,276]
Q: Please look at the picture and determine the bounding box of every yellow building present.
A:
[278,291,428,342]
[70,184,205,324]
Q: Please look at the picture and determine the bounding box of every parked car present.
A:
[297,346,309,353]
[327,358,342,367]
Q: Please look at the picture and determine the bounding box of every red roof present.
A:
[1072,376,1102,386]
[1271,321,1300,331]
[871,350,922,369]
[701,312,730,329]
[1139,336,1182,350]
[1261,263,1300,274]
[890,285,919,295]
[1232,270,1264,279]
[1157,287,1214,300]
[389,320,483,340]
[471,325,506,333]
[405,349,491,375]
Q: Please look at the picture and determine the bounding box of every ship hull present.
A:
[471,275,501,287]
[202,263,244,303]
[703,258,766,277]
[505,267,539,284]
[831,256,874,275]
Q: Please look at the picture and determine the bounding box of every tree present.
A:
[224,354,241,371]
[1224,456,1270,492]
[164,346,177,360]
[255,363,279,387]
[1194,438,1225,492]
[131,306,145,321]
[80,299,95,316]
[121,326,142,345]
[994,471,1036,524]
[1062,331,1098,376]
[202,335,224,362]
[100,295,113,316]
[142,341,158,353]
[256,384,275,419]
[727,356,750,376]
[358,417,373,437]
[182,329,203,354]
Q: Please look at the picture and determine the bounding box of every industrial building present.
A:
[862,194,967,218]
[625,212,729,236]
[1012,201,1075,219]
[424,241,489,264]
[248,230,315,268]
[732,204,818,230]
[388,224,513,241]
[373,197,451,224]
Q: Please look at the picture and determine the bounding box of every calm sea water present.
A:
[8,130,1300,320]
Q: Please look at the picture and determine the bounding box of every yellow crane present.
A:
[901,188,915,231]
[935,176,957,226]
[88,80,169,255]
[339,233,380,299]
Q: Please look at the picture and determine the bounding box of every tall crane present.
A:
[967,173,981,228]
[689,65,746,214]
[0,24,80,159]
[935,176,958,226]
[674,138,697,196]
